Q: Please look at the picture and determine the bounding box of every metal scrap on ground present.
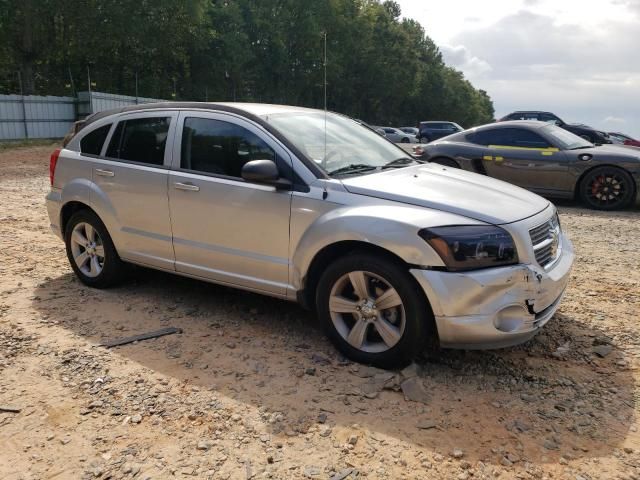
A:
[99,327,183,348]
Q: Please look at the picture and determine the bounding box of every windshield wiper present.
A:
[327,164,378,176]
[381,157,418,169]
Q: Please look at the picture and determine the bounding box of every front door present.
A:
[479,127,570,192]
[168,112,293,295]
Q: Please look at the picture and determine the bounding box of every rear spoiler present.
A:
[62,119,88,147]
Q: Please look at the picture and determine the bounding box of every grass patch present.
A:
[0,138,62,151]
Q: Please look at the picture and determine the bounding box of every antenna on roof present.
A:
[323,31,328,168]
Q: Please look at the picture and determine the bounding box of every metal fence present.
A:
[0,91,166,140]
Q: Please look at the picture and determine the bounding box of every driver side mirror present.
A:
[241,159,292,190]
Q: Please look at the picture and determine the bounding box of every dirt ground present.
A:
[0,143,638,480]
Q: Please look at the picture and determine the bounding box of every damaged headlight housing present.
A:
[419,225,518,271]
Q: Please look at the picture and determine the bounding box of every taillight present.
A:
[50,148,61,186]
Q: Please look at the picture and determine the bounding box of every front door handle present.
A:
[95,168,115,177]
[174,182,200,192]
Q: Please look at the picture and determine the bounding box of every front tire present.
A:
[578,166,635,210]
[64,210,125,288]
[316,253,433,369]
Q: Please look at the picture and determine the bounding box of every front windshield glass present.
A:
[542,124,594,150]
[263,111,411,176]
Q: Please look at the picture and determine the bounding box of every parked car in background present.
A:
[417,121,463,143]
[498,111,612,144]
[608,132,640,147]
[375,127,418,143]
[46,102,573,368]
[420,121,640,210]
[399,127,419,136]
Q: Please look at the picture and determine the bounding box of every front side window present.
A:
[106,117,170,166]
[80,124,111,155]
[181,117,275,178]
[470,128,551,148]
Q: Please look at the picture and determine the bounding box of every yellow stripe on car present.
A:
[483,155,493,161]
[489,145,559,152]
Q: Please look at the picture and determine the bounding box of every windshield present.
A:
[262,111,411,176]
[541,124,594,150]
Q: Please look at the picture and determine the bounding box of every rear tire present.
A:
[578,166,635,210]
[316,253,434,369]
[64,210,125,288]
[401,137,410,143]
[419,136,430,143]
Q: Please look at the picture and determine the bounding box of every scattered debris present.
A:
[99,327,183,348]
[400,377,430,404]
[0,406,21,414]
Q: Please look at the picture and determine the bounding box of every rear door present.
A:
[471,127,570,192]
[167,111,293,295]
[91,111,178,270]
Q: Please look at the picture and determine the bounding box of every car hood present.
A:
[340,163,550,225]
[572,144,640,159]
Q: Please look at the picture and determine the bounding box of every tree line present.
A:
[0,0,495,127]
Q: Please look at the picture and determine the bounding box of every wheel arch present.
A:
[60,201,99,235]
[428,156,461,168]
[298,240,426,311]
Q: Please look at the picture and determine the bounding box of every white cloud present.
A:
[439,45,492,78]
[396,0,640,137]
[603,116,626,125]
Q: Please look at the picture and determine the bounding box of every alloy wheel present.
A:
[69,222,105,278]
[328,270,405,353]
[587,173,628,208]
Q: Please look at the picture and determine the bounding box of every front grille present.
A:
[529,214,561,269]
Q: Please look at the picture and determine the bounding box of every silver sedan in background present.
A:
[375,126,418,143]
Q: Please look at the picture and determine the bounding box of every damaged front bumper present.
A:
[411,235,574,349]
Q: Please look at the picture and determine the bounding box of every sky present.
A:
[396,0,640,138]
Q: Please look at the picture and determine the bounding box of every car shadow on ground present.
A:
[32,268,635,468]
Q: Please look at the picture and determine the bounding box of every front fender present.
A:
[290,204,454,291]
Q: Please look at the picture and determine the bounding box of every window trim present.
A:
[172,111,309,192]
[99,110,179,169]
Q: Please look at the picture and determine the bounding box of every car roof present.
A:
[81,101,321,128]
[475,120,546,131]
[420,120,454,124]
[508,111,553,115]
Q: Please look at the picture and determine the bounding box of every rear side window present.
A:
[80,124,111,156]
[180,117,275,178]
[106,117,171,166]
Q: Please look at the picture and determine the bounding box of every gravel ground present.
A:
[0,143,639,480]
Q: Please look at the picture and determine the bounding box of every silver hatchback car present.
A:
[46,102,574,368]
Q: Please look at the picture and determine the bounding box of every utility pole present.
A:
[18,71,28,139]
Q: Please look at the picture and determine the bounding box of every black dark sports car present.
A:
[498,111,612,144]
[419,121,640,210]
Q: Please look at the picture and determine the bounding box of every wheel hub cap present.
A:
[359,301,377,319]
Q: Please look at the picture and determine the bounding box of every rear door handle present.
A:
[174,182,200,192]
[95,168,115,177]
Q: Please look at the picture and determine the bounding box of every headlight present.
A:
[418,225,518,271]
